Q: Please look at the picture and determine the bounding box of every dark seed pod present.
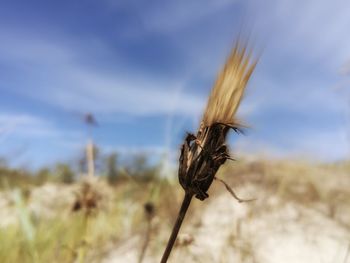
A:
[144,202,155,219]
[178,123,237,200]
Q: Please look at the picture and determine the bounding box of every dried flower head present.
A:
[179,41,258,201]
[144,201,155,220]
[161,39,258,263]
[72,178,111,215]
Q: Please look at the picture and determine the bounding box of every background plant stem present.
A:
[138,216,152,263]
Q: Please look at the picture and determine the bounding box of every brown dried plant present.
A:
[160,40,258,263]
[138,202,156,263]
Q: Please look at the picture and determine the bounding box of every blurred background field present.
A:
[0,155,349,263]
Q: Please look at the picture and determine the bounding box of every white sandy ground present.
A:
[0,178,113,228]
[103,186,350,263]
[0,180,349,263]
[0,183,76,227]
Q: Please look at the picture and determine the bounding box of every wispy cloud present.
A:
[236,127,348,161]
[0,112,85,168]
[0,113,56,139]
[108,0,239,34]
[248,0,350,71]
[0,29,210,118]
[0,28,259,122]
[138,0,239,33]
[0,112,83,144]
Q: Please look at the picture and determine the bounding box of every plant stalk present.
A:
[160,193,193,263]
[138,216,152,263]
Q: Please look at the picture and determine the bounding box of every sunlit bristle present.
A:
[202,41,258,127]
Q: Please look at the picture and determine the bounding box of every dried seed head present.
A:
[202,41,258,127]
[163,40,258,263]
[178,40,258,201]
[144,202,155,219]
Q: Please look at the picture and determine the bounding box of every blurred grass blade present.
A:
[12,188,35,242]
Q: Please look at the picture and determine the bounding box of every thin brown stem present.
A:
[214,177,256,203]
[160,193,193,263]
[138,217,152,263]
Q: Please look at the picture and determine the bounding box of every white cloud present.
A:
[235,127,348,161]
[0,30,256,121]
[245,72,347,118]
[248,0,350,70]
[0,113,55,139]
[0,28,75,65]
[110,0,239,34]
[0,113,82,144]
[0,28,211,118]
[142,0,238,32]
[45,68,206,117]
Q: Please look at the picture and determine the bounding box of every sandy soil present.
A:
[103,186,350,263]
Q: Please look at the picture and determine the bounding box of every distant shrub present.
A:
[35,168,52,185]
[0,163,35,189]
[106,153,118,184]
[124,154,160,181]
[55,163,75,184]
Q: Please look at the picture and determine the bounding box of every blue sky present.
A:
[0,0,349,169]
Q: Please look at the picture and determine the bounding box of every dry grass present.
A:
[0,177,182,263]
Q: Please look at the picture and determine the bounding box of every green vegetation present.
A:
[106,153,118,184]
